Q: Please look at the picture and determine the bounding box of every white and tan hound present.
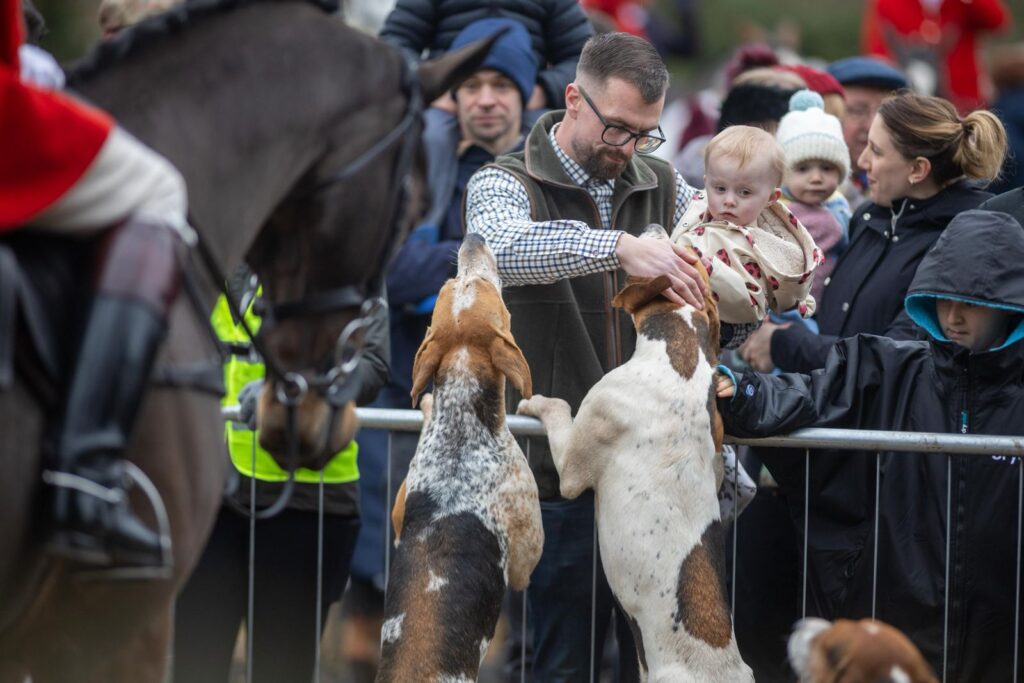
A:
[517,226,752,682]
[378,234,543,683]
[788,618,938,683]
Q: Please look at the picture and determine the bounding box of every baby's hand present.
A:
[715,372,736,399]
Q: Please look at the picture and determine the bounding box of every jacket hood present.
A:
[906,209,1024,350]
[905,210,1024,352]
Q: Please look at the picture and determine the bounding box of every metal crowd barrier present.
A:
[220,405,1024,683]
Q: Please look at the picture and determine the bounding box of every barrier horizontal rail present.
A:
[220,406,1024,456]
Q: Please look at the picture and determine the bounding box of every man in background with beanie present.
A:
[826,56,908,208]
[341,18,540,681]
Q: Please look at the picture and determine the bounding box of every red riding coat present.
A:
[862,0,1010,113]
[0,0,113,230]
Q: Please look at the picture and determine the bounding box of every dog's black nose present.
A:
[463,232,487,250]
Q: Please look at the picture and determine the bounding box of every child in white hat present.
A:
[776,90,852,305]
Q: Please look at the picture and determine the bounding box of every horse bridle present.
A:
[225,49,423,412]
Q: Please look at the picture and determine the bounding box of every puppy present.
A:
[377,234,544,683]
[788,618,938,683]
[517,226,751,682]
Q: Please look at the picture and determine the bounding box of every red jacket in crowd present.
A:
[862,0,1010,112]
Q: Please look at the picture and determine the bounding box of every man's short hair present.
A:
[704,125,786,186]
[577,32,668,103]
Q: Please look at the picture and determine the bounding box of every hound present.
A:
[377,234,544,683]
[788,618,938,683]
[517,226,752,682]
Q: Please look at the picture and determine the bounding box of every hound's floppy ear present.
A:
[490,331,532,398]
[611,274,673,314]
[410,326,442,405]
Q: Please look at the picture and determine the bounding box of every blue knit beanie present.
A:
[449,18,538,105]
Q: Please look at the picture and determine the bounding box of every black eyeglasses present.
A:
[577,86,666,154]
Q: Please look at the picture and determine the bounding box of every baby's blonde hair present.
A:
[704,125,786,186]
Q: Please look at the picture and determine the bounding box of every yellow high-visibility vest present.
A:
[211,293,358,484]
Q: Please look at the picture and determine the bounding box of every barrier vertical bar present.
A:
[385,430,393,595]
[943,455,952,683]
[523,438,531,683]
[521,588,528,683]
[591,500,598,683]
[246,434,256,683]
[1015,457,1022,681]
[731,448,739,618]
[871,452,880,619]
[802,448,809,619]
[313,471,325,682]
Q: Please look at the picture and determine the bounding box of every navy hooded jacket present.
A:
[720,210,1024,682]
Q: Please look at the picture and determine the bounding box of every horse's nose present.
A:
[257,386,358,471]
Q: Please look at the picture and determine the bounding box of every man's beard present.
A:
[573,140,629,180]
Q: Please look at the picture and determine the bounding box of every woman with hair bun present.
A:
[741,90,1006,373]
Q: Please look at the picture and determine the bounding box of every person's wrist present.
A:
[613,232,633,258]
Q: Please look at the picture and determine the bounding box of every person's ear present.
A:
[908,156,932,185]
[565,83,581,119]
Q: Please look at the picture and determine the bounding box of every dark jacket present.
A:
[490,110,677,498]
[771,181,992,373]
[991,88,1024,195]
[981,186,1024,226]
[721,210,1024,682]
[378,0,592,109]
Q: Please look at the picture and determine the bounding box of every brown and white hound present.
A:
[378,234,543,683]
[788,618,938,683]
[517,225,752,682]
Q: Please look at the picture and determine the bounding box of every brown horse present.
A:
[0,2,495,681]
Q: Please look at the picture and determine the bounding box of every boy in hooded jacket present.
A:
[714,209,1024,682]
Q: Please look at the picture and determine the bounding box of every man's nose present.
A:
[478,85,497,105]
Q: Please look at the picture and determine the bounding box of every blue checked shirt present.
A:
[465,123,697,285]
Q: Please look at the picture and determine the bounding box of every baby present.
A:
[776,90,852,306]
[672,125,820,336]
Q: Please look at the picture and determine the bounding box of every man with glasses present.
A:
[465,32,703,683]
[826,56,908,209]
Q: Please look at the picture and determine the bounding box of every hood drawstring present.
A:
[890,198,908,239]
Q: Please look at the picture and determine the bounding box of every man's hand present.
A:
[739,321,787,372]
[715,372,735,398]
[615,233,706,309]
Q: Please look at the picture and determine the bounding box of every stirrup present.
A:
[42,462,174,581]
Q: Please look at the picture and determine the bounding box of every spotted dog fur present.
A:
[788,618,938,683]
[377,234,544,683]
[517,226,752,682]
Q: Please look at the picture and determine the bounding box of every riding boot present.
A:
[45,218,184,571]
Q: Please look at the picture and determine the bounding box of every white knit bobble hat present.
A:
[776,90,850,180]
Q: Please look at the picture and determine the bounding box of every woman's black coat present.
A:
[771,181,992,372]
